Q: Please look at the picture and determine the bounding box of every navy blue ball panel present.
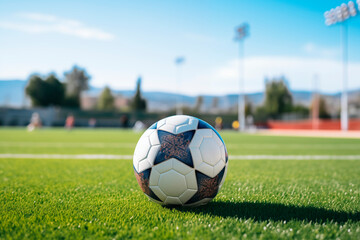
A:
[134,167,161,202]
[154,130,195,168]
[185,166,226,204]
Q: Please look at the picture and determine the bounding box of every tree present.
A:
[25,74,64,107]
[131,77,147,112]
[45,74,65,106]
[97,86,115,111]
[64,66,90,107]
[318,97,331,119]
[26,75,47,106]
[292,104,309,116]
[310,96,330,119]
[263,78,293,118]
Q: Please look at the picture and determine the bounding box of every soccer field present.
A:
[0,128,359,239]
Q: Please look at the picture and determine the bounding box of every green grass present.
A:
[0,128,359,239]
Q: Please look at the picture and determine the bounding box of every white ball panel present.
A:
[164,115,191,126]
[156,118,166,129]
[149,186,167,201]
[149,158,197,205]
[165,197,182,205]
[138,159,151,173]
[173,159,192,175]
[133,136,150,162]
[213,161,225,177]
[156,115,198,134]
[133,129,161,172]
[189,133,203,147]
[147,145,161,165]
[189,145,202,166]
[220,145,226,162]
[213,131,224,146]
[200,138,221,166]
[149,130,160,145]
[155,159,172,173]
[175,117,198,134]
[158,123,176,134]
[142,128,155,137]
[158,170,187,197]
[199,162,214,177]
[185,172,197,190]
[195,129,212,138]
[179,189,197,203]
[189,128,226,178]
[149,168,160,186]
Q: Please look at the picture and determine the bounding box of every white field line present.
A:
[0,154,133,159]
[0,154,360,160]
[0,142,135,148]
[230,155,360,160]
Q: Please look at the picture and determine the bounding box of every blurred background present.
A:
[0,0,359,131]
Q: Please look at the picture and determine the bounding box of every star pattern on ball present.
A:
[134,170,150,195]
[154,130,195,167]
[185,167,226,204]
[197,175,220,199]
[134,167,161,201]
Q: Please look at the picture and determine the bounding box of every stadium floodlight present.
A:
[234,23,249,132]
[324,1,359,131]
[175,57,185,115]
[349,1,357,16]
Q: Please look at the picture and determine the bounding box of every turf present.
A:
[0,128,359,239]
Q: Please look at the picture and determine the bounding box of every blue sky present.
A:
[0,0,359,95]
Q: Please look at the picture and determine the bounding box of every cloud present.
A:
[302,42,339,58]
[20,13,59,22]
[211,56,360,93]
[0,13,115,41]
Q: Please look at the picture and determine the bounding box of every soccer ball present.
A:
[133,115,228,207]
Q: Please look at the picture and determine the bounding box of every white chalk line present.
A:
[0,154,360,160]
[230,155,360,160]
[0,154,133,160]
[0,142,135,148]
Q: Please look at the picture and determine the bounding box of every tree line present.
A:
[252,77,330,121]
[25,66,90,108]
[25,66,147,112]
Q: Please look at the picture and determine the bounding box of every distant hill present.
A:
[1,80,359,113]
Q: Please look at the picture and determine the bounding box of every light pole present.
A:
[175,57,185,115]
[234,23,249,132]
[324,1,360,131]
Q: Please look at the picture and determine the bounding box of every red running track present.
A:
[267,119,360,130]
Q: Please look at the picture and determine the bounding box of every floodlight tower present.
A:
[234,23,249,132]
[324,1,359,131]
[175,57,185,115]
